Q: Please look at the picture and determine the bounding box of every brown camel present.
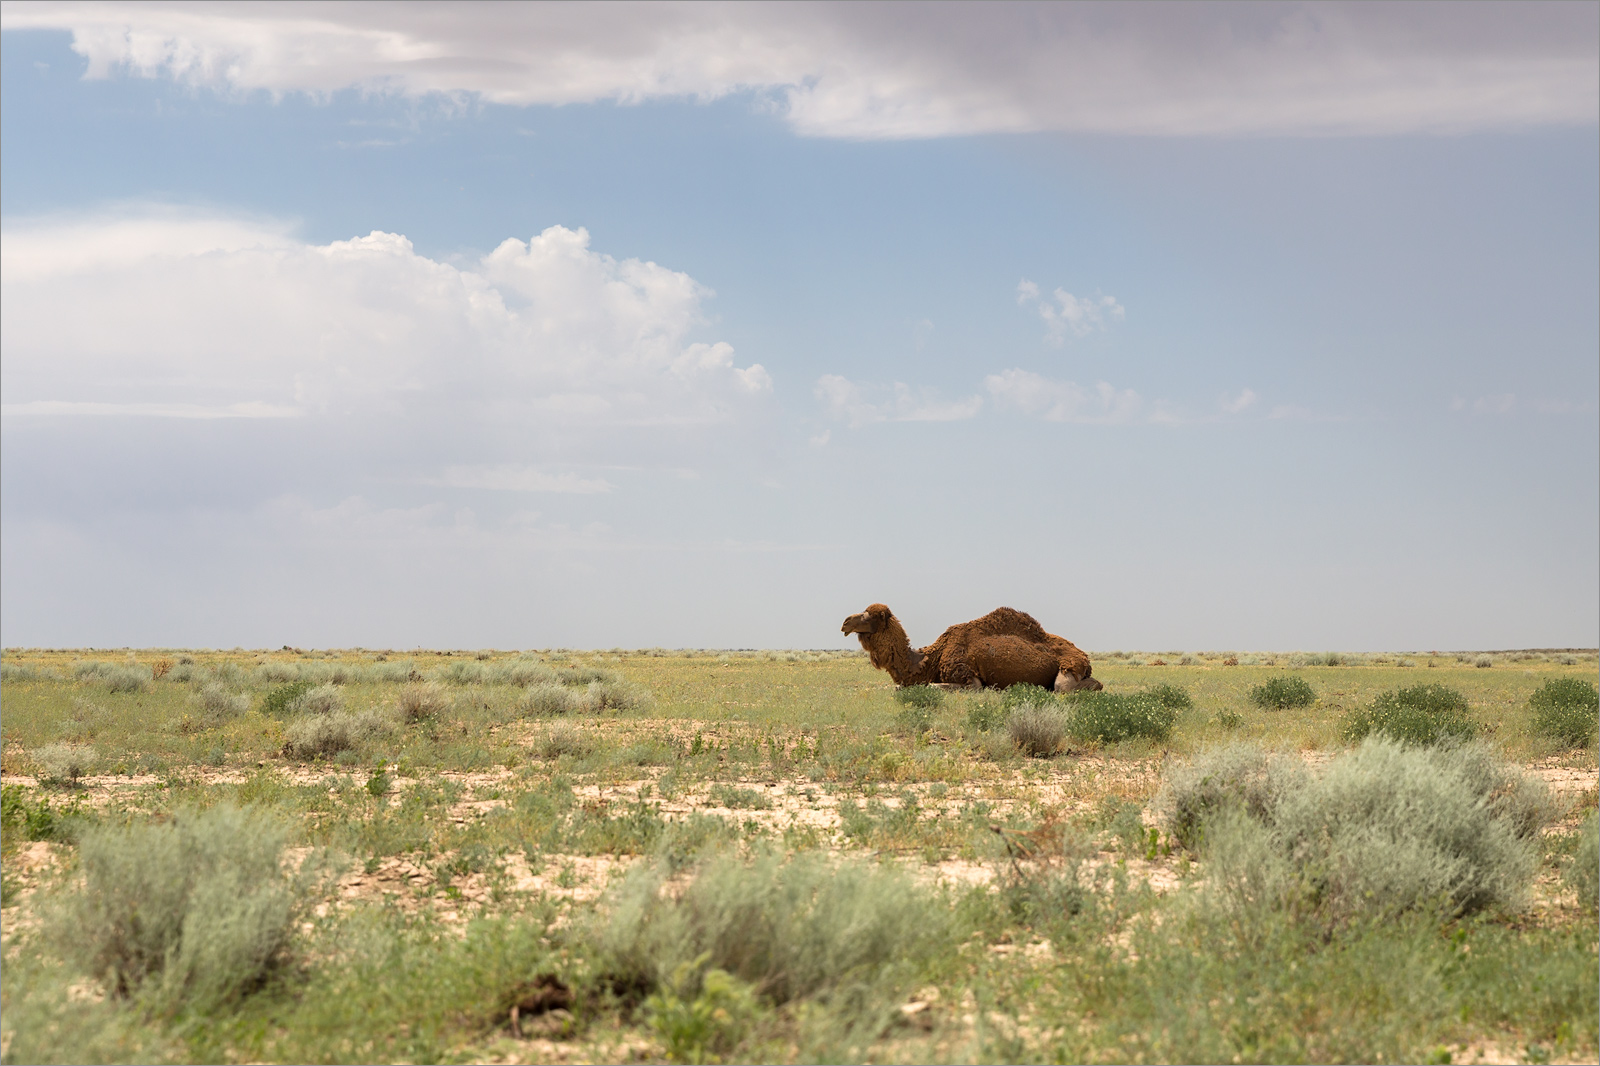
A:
[840,603,1102,692]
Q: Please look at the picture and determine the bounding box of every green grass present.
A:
[0,645,1595,1063]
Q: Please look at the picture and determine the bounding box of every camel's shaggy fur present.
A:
[841,604,1101,692]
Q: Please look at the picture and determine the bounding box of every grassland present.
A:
[1,646,1595,1064]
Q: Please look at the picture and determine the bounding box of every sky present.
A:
[1,1,1596,652]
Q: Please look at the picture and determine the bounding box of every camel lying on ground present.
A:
[840,603,1102,692]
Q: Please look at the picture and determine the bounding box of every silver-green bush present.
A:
[287,683,343,716]
[592,847,950,1007]
[1156,743,1309,850]
[520,682,582,716]
[584,679,653,713]
[281,709,394,759]
[33,742,99,785]
[1008,704,1067,757]
[1194,739,1549,924]
[395,682,450,723]
[53,805,316,1011]
[1565,812,1598,914]
[72,661,151,693]
[197,682,250,721]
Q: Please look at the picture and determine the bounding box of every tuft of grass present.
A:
[72,661,151,693]
[32,742,99,786]
[51,805,320,1012]
[520,682,583,716]
[1008,704,1068,757]
[583,678,653,713]
[1249,675,1317,710]
[708,784,774,810]
[287,683,343,716]
[537,723,594,759]
[395,682,450,723]
[1067,692,1178,744]
[1474,656,1493,669]
[1527,678,1598,748]
[1565,812,1598,914]
[1342,684,1476,746]
[557,665,621,686]
[196,682,250,722]
[281,710,394,760]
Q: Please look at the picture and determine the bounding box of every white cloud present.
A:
[1222,388,1259,415]
[425,465,613,495]
[4,2,1594,138]
[815,375,982,428]
[0,212,770,449]
[984,369,1141,423]
[1017,280,1124,345]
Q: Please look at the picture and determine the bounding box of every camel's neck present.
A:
[862,620,937,686]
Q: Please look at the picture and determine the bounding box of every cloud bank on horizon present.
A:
[4,0,1596,138]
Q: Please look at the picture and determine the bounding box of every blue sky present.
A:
[2,2,1596,651]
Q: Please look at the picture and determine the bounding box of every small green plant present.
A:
[1248,675,1317,710]
[260,680,314,717]
[366,762,392,797]
[1144,684,1194,710]
[708,784,774,810]
[1067,693,1178,744]
[1527,678,1598,748]
[893,703,935,736]
[964,697,1006,733]
[1342,684,1476,746]
[1216,710,1243,730]
[1008,704,1067,757]
[893,685,943,709]
[1,785,86,844]
[645,955,761,1064]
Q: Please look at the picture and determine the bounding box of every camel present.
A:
[841,603,1102,692]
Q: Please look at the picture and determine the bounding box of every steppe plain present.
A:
[1,645,1595,1065]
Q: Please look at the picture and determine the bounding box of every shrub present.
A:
[1145,684,1194,710]
[53,805,315,1011]
[1528,678,1599,748]
[645,962,763,1064]
[538,723,594,759]
[281,709,394,760]
[584,679,653,712]
[963,695,1006,734]
[521,682,583,716]
[33,743,99,786]
[494,659,558,687]
[1156,743,1310,850]
[1342,684,1476,746]
[436,660,488,686]
[558,665,621,686]
[1565,813,1598,914]
[894,685,944,709]
[260,680,313,717]
[1249,675,1316,710]
[1067,692,1178,744]
[1474,656,1493,669]
[1,662,59,682]
[395,682,450,723]
[1192,739,1548,924]
[288,683,344,716]
[591,847,950,1008]
[72,661,151,693]
[893,704,935,736]
[1008,704,1067,756]
[196,682,250,722]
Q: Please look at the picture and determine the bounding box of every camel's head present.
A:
[841,603,893,636]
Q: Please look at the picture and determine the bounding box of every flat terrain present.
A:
[2,647,1596,1064]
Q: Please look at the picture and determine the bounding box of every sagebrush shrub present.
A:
[1566,812,1598,914]
[72,661,151,693]
[558,665,621,686]
[1342,684,1476,745]
[1248,675,1316,710]
[592,848,950,1007]
[281,709,394,759]
[584,679,653,712]
[1156,743,1309,850]
[1067,692,1178,743]
[538,723,593,758]
[395,682,450,723]
[1008,704,1068,756]
[1183,739,1548,924]
[288,683,343,716]
[495,659,558,687]
[197,682,250,721]
[521,682,582,716]
[33,743,99,786]
[1527,678,1598,748]
[54,805,315,1011]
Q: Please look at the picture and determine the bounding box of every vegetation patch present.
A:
[1249,674,1317,709]
[1342,684,1476,745]
[1528,678,1599,748]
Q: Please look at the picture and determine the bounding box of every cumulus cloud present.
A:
[4,2,1594,138]
[1017,280,1124,345]
[1,212,768,432]
[815,375,982,427]
[983,368,1141,423]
